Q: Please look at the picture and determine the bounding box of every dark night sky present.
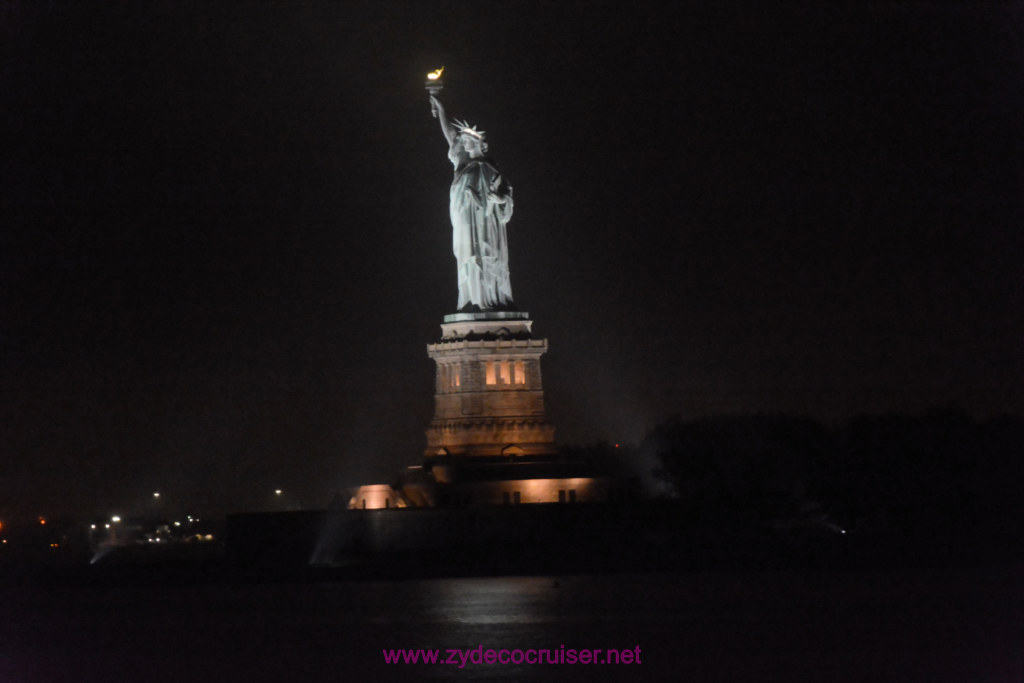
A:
[2,1,1022,517]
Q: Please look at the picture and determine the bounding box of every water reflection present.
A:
[2,567,1020,681]
[418,576,556,626]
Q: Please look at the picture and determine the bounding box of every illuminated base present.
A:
[347,484,408,510]
[424,311,557,459]
[342,312,637,510]
[426,457,617,507]
[348,461,624,509]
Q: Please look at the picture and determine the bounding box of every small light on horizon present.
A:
[111,515,121,523]
[275,489,283,495]
[153,492,160,498]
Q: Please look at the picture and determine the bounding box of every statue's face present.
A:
[460,135,483,157]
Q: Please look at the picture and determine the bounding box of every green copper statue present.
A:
[430,95,514,311]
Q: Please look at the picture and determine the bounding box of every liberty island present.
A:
[336,74,630,508]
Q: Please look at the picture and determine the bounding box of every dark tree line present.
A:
[645,408,1024,539]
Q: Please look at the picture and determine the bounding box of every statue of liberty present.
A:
[429,95,514,311]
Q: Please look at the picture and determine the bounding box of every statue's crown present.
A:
[453,119,485,140]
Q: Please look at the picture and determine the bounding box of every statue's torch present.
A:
[425,67,444,117]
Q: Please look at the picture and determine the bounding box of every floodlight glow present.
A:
[111,516,121,523]
[427,67,444,80]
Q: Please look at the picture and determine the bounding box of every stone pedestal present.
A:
[425,311,556,459]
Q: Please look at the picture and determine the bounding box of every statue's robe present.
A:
[449,154,514,310]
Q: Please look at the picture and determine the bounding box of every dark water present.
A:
[2,565,1022,682]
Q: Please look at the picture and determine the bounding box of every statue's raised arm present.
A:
[430,95,457,147]
[430,95,515,312]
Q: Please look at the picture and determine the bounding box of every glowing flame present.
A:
[427,67,444,81]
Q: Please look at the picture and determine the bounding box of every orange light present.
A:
[427,67,444,81]
[38,517,46,525]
